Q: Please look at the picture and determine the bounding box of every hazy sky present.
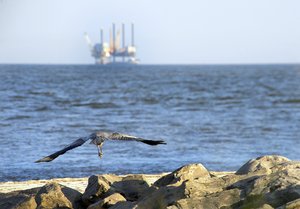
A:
[0,0,300,64]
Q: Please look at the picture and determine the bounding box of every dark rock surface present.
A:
[0,155,299,209]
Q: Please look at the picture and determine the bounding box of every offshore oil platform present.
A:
[84,23,138,65]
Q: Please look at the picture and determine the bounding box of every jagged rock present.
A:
[236,155,290,175]
[0,187,39,209]
[170,188,241,209]
[154,163,211,187]
[113,174,151,201]
[0,194,36,209]
[82,173,158,206]
[135,163,213,209]
[82,175,114,205]
[13,196,37,209]
[35,182,82,209]
[87,193,126,209]
[134,183,186,208]
[134,180,240,209]
[230,164,300,208]
[257,204,274,209]
[109,201,136,209]
[251,170,300,207]
[277,198,300,209]
[184,175,226,197]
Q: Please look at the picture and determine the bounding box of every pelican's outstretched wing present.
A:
[35,138,89,163]
[108,132,166,145]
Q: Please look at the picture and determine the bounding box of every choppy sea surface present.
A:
[0,64,299,181]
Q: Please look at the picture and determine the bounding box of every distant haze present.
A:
[0,0,299,64]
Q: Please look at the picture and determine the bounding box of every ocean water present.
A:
[0,64,299,182]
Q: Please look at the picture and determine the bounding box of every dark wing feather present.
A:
[35,138,88,163]
[137,139,166,145]
[109,132,166,146]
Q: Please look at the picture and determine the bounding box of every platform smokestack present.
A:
[122,23,125,62]
[122,23,125,48]
[112,23,116,63]
[100,28,103,45]
[131,23,134,47]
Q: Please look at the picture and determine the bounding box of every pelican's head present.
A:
[96,131,110,138]
[89,132,107,145]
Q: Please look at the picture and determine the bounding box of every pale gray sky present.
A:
[0,0,299,64]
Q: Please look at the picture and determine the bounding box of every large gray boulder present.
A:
[35,182,82,209]
[135,163,217,209]
[277,198,300,209]
[87,193,126,209]
[229,156,300,208]
[82,173,162,206]
[0,188,39,209]
[0,182,83,209]
[154,163,211,187]
[236,155,290,175]
[82,175,114,205]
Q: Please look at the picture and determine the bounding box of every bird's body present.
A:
[35,131,166,163]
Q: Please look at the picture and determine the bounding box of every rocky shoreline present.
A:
[0,155,299,209]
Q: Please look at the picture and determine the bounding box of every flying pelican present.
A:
[35,131,166,163]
